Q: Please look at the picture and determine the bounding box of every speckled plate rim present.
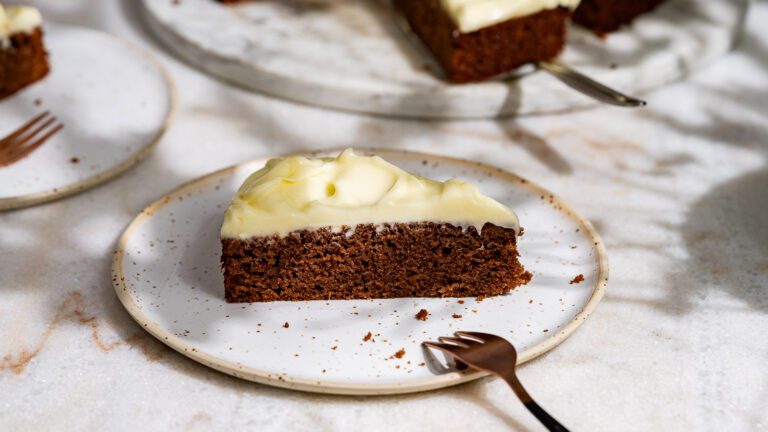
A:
[0,24,177,211]
[112,148,609,396]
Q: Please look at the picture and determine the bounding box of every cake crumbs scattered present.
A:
[452,314,462,319]
[457,300,465,304]
[70,157,80,164]
[418,362,426,367]
[393,349,405,359]
[283,322,290,328]
[415,309,429,321]
[331,346,337,350]
[570,274,585,285]
[363,331,372,342]
[528,299,533,304]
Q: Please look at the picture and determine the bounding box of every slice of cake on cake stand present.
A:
[393,0,580,83]
[574,0,666,35]
[220,149,531,302]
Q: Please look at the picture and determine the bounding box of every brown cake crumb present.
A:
[394,349,405,359]
[518,227,525,237]
[415,309,429,321]
[452,313,463,319]
[282,322,289,328]
[331,346,337,350]
[70,157,80,164]
[570,274,585,285]
[363,331,372,342]
[457,300,465,304]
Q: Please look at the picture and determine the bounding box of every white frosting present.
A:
[441,0,581,33]
[0,4,42,43]
[221,149,520,238]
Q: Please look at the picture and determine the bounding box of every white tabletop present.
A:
[1,1,766,431]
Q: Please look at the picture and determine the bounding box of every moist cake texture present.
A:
[573,0,665,34]
[221,149,531,302]
[0,5,49,100]
[394,0,579,83]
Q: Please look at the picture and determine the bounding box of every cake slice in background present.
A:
[0,4,49,100]
[220,149,531,303]
[393,0,581,83]
[573,0,665,35]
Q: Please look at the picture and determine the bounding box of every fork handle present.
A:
[503,374,570,432]
[523,399,570,432]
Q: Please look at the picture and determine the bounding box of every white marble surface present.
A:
[142,0,746,118]
[1,0,767,430]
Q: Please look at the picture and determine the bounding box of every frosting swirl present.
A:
[221,149,520,238]
[441,0,581,33]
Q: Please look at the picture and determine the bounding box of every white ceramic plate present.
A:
[141,0,746,118]
[113,149,608,395]
[0,24,175,210]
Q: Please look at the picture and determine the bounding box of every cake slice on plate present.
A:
[573,0,665,35]
[0,4,49,100]
[221,149,531,302]
[393,0,580,83]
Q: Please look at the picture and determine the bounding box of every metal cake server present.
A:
[393,10,646,108]
[536,60,646,107]
[425,331,571,432]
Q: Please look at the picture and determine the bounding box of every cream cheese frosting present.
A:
[221,149,520,238]
[0,4,42,44]
[441,0,581,33]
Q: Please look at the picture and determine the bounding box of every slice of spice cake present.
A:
[221,149,531,303]
[393,0,580,83]
[573,0,665,35]
[0,4,49,100]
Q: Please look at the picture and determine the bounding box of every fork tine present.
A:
[422,341,461,354]
[454,331,496,342]
[1,123,63,167]
[23,123,63,151]
[438,336,477,348]
[17,116,57,144]
[0,111,50,145]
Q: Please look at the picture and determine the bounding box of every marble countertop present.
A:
[1,1,766,431]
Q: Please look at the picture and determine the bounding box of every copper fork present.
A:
[0,111,64,168]
[424,331,570,432]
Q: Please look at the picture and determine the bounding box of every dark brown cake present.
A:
[221,222,531,303]
[0,28,49,100]
[394,0,571,83]
[573,0,665,35]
